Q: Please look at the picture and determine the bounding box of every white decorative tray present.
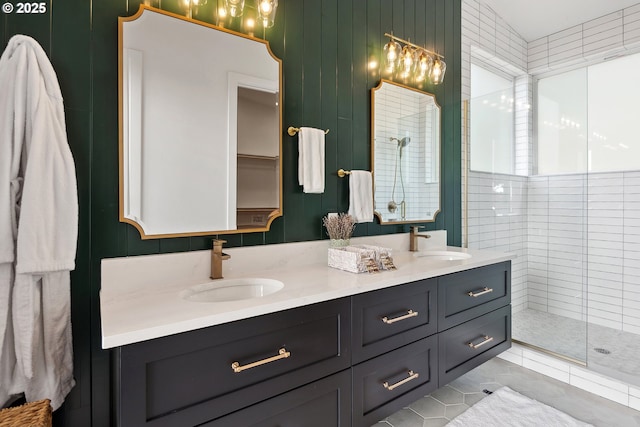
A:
[327,244,396,273]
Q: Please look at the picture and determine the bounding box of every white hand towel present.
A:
[348,171,374,223]
[297,127,325,193]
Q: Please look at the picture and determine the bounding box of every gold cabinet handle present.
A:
[381,309,418,324]
[467,287,493,297]
[467,335,494,349]
[383,370,420,391]
[231,348,291,373]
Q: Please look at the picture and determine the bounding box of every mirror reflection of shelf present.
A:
[237,152,279,224]
[237,208,279,228]
[238,154,279,161]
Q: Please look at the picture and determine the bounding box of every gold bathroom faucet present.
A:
[211,239,231,279]
[409,226,431,252]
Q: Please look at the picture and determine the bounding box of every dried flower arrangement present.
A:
[322,213,356,241]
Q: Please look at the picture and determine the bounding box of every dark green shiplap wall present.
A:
[0,1,461,425]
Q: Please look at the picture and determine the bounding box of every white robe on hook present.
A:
[0,34,78,410]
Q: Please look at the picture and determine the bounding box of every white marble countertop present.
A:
[100,232,514,348]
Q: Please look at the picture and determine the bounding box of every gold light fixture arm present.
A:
[384,33,444,60]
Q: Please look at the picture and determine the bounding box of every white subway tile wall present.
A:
[527,4,640,75]
[462,0,530,315]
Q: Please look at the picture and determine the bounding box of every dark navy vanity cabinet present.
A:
[437,261,512,386]
[114,298,351,426]
[114,261,511,426]
[351,278,439,426]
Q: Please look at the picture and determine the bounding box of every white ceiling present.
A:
[481,0,640,41]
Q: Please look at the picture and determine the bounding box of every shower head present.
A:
[390,136,411,148]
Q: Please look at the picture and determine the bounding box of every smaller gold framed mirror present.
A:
[371,79,441,224]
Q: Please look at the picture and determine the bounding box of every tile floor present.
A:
[376,357,640,427]
[513,309,640,386]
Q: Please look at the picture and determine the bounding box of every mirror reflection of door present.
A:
[236,87,280,228]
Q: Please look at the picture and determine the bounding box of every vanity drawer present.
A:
[438,305,511,386]
[202,370,351,426]
[352,335,438,427]
[438,261,511,331]
[115,298,351,427]
[352,278,437,363]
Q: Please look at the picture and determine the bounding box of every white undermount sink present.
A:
[181,278,284,302]
[414,250,472,261]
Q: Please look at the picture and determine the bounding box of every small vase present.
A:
[329,238,350,248]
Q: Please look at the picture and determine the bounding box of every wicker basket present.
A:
[0,399,52,427]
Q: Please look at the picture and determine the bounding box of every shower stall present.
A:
[465,52,640,388]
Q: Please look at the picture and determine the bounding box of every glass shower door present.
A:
[526,68,589,364]
[584,54,640,386]
[467,62,590,365]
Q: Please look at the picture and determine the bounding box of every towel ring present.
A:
[337,169,351,178]
[288,126,330,136]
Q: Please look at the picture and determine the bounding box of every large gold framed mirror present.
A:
[371,79,441,224]
[118,6,282,239]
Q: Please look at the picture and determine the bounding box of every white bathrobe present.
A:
[0,35,78,410]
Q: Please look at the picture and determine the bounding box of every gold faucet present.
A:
[409,226,431,252]
[211,239,231,279]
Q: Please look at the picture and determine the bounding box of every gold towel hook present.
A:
[288,126,330,136]
[337,169,351,178]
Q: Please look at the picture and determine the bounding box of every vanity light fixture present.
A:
[222,0,278,28]
[382,33,446,85]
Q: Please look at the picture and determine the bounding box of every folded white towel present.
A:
[348,171,374,223]
[297,127,325,194]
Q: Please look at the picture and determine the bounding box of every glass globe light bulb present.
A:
[259,0,272,13]
[257,0,278,28]
[415,51,433,82]
[398,46,415,80]
[383,39,402,74]
[224,0,245,17]
[430,58,446,85]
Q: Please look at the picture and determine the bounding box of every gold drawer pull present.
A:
[383,370,420,391]
[467,287,493,297]
[231,348,291,373]
[382,309,418,324]
[467,335,494,349]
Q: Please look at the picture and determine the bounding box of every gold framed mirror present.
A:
[118,6,282,239]
[371,79,441,224]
